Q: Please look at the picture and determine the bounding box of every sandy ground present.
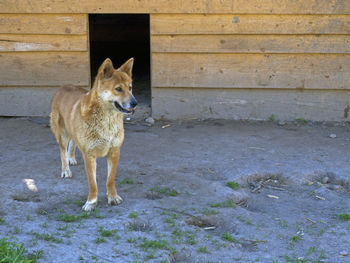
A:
[0,117,349,263]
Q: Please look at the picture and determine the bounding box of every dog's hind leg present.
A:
[67,139,77,165]
[106,148,123,205]
[59,133,72,178]
[50,112,72,178]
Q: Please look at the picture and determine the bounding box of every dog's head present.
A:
[95,58,137,114]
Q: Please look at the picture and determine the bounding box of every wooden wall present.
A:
[150,13,350,120]
[0,14,89,116]
[0,0,349,120]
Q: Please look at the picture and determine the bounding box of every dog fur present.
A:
[50,58,137,211]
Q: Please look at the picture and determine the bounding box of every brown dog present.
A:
[50,58,137,211]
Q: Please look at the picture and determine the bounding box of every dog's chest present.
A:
[85,117,124,155]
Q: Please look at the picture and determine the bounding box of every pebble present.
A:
[278,121,286,126]
[322,177,330,184]
[125,117,131,121]
[145,117,155,125]
[329,133,337,138]
[339,251,348,257]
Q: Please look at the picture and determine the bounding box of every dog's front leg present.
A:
[106,148,123,205]
[82,154,98,211]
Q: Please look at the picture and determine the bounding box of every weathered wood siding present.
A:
[0,0,349,120]
[0,14,89,116]
[150,13,350,121]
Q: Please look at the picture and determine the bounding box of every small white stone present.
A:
[278,121,286,126]
[339,251,348,257]
[126,117,131,121]
[329,134,337,138]
[322,176,330,184]
[145,117,155,125]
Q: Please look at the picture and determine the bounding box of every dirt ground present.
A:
[0,117,349,263]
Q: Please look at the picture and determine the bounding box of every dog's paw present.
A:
[61,168,72,178]
[82,199,97,212]
[68,157,77,166]
[108,195,123,206]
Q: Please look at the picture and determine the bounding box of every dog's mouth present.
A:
[113,101,134,114]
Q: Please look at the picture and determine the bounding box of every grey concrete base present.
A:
[152,87,350,121]
[0,87,58,116]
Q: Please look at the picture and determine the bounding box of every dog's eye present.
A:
[115,86,122,92]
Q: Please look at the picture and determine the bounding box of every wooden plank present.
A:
[151,14,350,35]
[151,35,350,54]
[0,87,60,116]
[152,53,350,89]
[0,52,89,86]
[0,34,87,52]
[152,87,350,121]
[0,0,349,14]
[0,14,87,34]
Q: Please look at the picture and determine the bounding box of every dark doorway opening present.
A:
[89,14,151,109]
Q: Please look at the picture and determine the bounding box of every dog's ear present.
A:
[99,58,114,79]
[118,58,134,77]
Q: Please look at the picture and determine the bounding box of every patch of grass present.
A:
[73,200,84,207]
[269,114,275,122]
[128,212,138,219]
[185,234,197,245]
[127,237,137,244]
[149,186,179,197]
[226,181,240,190]
[0,217,5,224]
[306,246,315,256]
[140,238,169,251]
[56,212,89,222]
[295,118,308,124]
[210,199,236,208]
[237,215,253,225]
[98,226,117,237]
[118,178,134,185]
[95,237,106,244]
[0,237,43,263]
[290,235,301,242]
[202,208,219,215]
[221,232,236,243]
[278,219,288,228]
[144,250,155,260]
[31,232,63,243]
[338,213,350,222]
[197,246,208,253]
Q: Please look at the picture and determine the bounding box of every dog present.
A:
[50,58,137,211]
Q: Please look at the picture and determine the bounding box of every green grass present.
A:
[31,232,63,243]
[295,118,308,124]
[140,238,169,251]
[0,237,43,263]
[128,211,138,219]
[94,237,106,244]
[98,226,117,237]
[150,186,179,196]
[0,217,5,224]
[118,178,134,185]
[226,181,240,190]
[269,114,275,122]
[210,199,236,208]
[221,232,236,243]
[56,209,103,222]
[338,213,350,222]
[197,246,208,253]
[290,235,301,242]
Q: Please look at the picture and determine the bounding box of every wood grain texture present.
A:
[152,53,350,89]
[0,52,89,86]
[152,87,350,121]
[151,14,350,35]
[0,14,87,34]
[0,0,349,14]
[0,34,87,52]
[151,34,350,54]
